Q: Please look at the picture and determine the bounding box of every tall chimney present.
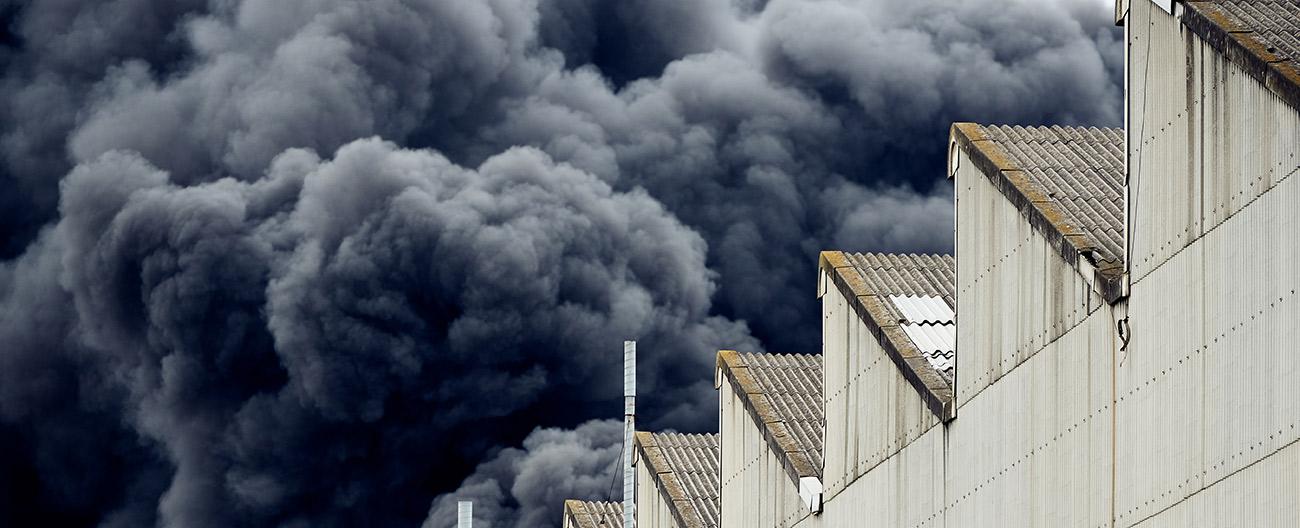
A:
[623,340,636,528]
[457,501,472,528]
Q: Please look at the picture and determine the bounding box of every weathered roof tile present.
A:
[716,351,824,484]
[1184,1,1300,113]
[950,123,1128,302]
[562,500,623,528]
[977,124,1126,264]
[819,252,957,419]
[635,432,721,528]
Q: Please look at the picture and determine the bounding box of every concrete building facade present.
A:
[563,1,1300,526]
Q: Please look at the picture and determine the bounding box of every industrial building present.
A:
[563,0,1300,526]
[562,501,623,528]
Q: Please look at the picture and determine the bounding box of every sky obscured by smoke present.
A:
[0,0,1120,526]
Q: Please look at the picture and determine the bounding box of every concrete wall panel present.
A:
[1128,0,1300,281]
[1116,175,1300,524]
[637,461,677,528]
[791,428,945,528]
[1131,438,1300,528]
[719,377,807,528]
[955,150,1100,405]
[821,271,940,497]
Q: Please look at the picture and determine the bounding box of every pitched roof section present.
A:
[951,123,1127,302]
[715,351,823,485]
[819,252,956,419]
[1183,1,1300,113]
[634,432,720,528]
[562,500,622,528]
[892,295,956,375]
[982,125,1125,262]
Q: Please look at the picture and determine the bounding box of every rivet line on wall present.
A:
[900,287,1296,528]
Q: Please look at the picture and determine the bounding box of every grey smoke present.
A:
[4,139,749,526]
[0,0,1121,526]
[422,419,624,528]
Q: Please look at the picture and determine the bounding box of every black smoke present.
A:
[0,0,1121,526]
[422,419,625,528]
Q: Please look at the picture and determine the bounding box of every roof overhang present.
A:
[714,350,823,512]
[633,433,713,528]
[1182,1,1300,115]
[816,252,957,421]
[562,500,622,528]
[949,123,1127,304]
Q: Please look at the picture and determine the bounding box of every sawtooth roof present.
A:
[818,252,957,420]
[1183,0,1300,113]
[633,432,720,528]
[562,500,622,528]
[951,123,1127,303]
[716,351,823,484]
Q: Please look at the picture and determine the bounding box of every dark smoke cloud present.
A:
[0,0,208,257]
[460,0,1121,351]
[0,0,1120,526]
[422,419,623,528]
[4,139,749,526]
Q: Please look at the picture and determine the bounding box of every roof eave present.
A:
[562,500,620,528]
[715,351,822,487]
[1182,2,1300,115]
[633,432,710,528]
[817,252,957,421]
[949,124,1127,305]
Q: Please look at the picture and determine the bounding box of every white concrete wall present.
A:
[796,106,1295,528]
[820,269,941,498]
[943,310,1115,527]
[1127,0,1300,281]
[719,376,807,528]
[796,302,1117,528]
[788,140,1122,528]
[1130,439,1300,527]
[1116,141,1300,526]
[1114,3,1300,525]
[636,460,676,528]
[953,148,1103,404]
[794,426,946,528]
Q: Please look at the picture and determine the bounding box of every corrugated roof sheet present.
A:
[636,432,720,528]
[889,294,954,324]
[1219,1,1300,61]
[838,253,958,384]
[736,352,824,477]
[889,295,956,378]
[820,251,956,419]
[842,253,956,307]
[716,351,824,484]
[562,500,622,528]
[978,124,1126,265]
[1183,1,1300,113]
[1189,1,1300,64]
[901,323,956,374]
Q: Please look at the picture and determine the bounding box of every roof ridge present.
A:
[950,122,1127,303]
[633,430,720,528]
[1183,1,1300,114]
[852,250,953,260]
[715,350,824,488]
[562,500,624,528]
[818,251,956,420]
[736,350,820,361]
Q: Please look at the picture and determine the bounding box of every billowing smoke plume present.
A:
[0,0,1120,526]
[422,419,624,528]
[3,138,748,526]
